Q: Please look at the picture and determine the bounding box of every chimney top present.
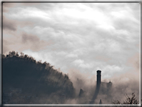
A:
[97,70,101,73]
[97,70,101,75]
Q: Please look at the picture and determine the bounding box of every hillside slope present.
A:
[3,51,75,104]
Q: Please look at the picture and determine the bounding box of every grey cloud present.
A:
[22,33,39,43]
[3,3,15,12]
[21,3,56,11]
[3,22,16,31]
[3,3,140,101]
[3,9,34,30]
[113,19,140,34]
[24,20,139,81]
[3,17,16,31]
[3,3,15,7]
[21,33,50,52]
[10,3,55,10]
[3,32,50,54]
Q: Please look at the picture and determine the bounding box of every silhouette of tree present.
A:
[112,93,139,104]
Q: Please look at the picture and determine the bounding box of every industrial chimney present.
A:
[96,70,101,90]
[90,70,101,104]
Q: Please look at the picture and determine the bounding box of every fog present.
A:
[67,68,139,104]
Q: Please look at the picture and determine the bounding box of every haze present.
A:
[2,2,140,104]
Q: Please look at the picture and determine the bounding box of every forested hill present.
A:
[3,51,75,104]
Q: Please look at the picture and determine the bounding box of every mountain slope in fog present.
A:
[3,51,75,104]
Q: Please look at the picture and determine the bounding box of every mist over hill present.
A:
[3,51,75,104]
[2,51,139,104]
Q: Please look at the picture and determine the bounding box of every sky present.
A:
[3,3,140,86]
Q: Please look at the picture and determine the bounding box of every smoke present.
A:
[67,69,139,104]
[67,69,96,96]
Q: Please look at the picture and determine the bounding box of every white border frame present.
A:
[1,0,141,106]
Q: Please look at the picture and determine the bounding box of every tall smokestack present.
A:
[97,70,101,90]
[90,70,101,104]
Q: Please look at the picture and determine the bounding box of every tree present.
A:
[9,51,16,57]
[113,93,139,104]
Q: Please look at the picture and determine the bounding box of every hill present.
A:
[2,51,75,104]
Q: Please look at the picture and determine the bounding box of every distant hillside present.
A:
[3,51,75,104]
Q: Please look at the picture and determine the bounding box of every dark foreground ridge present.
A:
[3,51,75,104]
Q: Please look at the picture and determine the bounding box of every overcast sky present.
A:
[3,3,140,83]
